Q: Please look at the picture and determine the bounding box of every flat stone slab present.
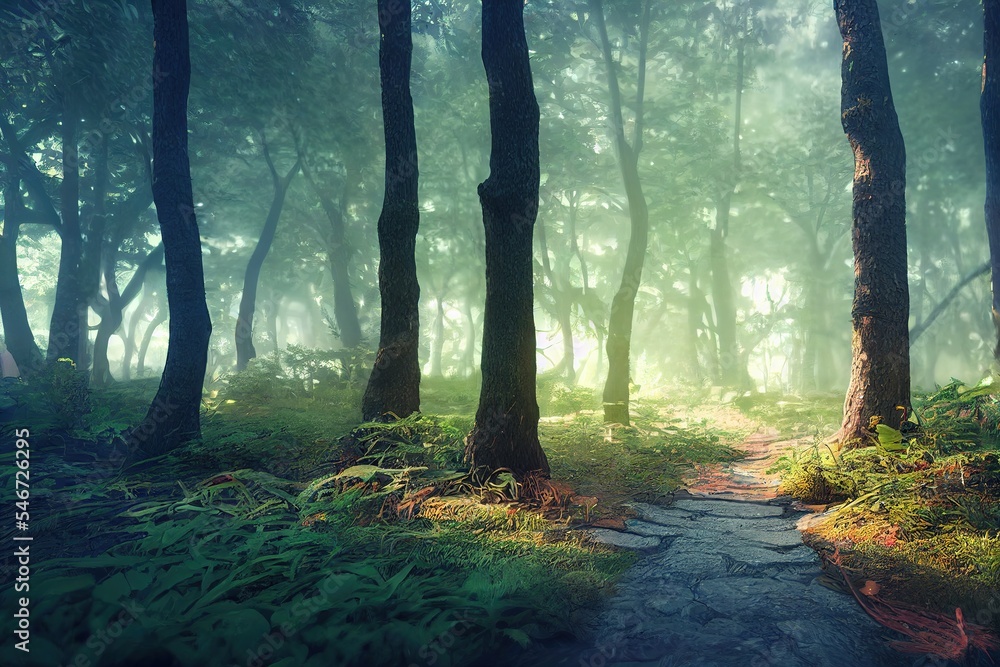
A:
[624,519,683,537]
[585,529,660,550]
[670,498,784,518]
[514,494,911,667]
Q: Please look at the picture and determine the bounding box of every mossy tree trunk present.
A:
[130,0,212,457]
[834,0,911,446]
[362,0,421,422]
[47,93,84,366]
[463,0,549,477]
[983,0,1000,363]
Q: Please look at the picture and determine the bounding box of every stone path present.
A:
[505,430,913,667]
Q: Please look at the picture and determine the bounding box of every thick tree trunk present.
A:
[983,0,1000,362]
[594,0,652,426]
[235,137,299,371]
[0,177,44,376]
[130,0,212,457]
[362,0,421,421]
[463,0,549,477]
[47,97,84,365]
[835,0,911,446]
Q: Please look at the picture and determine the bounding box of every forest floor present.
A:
[1,367,998,666]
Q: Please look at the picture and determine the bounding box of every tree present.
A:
[834,0,911,445]
[235,132,300,371]
[129,0,211,457]
[46,92,84,365]
[463,0,549,477]
[362,0,421,421]
[591,0,652,426]
[983,0,1000,363]
[710,3,748,389]
[0,172,46,377]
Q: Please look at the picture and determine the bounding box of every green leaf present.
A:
[875,424,905,451]
[503,628,532,648]
[93,572,132,603]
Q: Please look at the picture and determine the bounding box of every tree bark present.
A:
[983,0,1000,363]
[463,0,549,477]
[0,176,44,376]
[362,0,421,421]
[47,94,84,366]
[235,134,300,371]
[129,0,212,458]
[834,0,911,446]
[593,0,652,425]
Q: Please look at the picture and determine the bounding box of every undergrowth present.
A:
[773,378,1000,635]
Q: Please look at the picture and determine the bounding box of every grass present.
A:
[16,354,995,664]
[773,379,1000,637]
[9,363,746,667]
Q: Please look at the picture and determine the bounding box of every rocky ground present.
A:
[503,430,917,667]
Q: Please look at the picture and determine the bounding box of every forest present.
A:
[1,0,1000,665]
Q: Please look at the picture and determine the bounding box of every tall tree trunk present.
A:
[835,0,911,446]
[78,136,110,374]
[362,0,421,421]
[130,0,212,457]
[47,95,84,365]
[711,21,746,387]
[710,225,737,382]
[235,135,300,371]
[983,0,1000,363]
[0,176,44,376]
[463,0,549,477]
[593,0,652,425]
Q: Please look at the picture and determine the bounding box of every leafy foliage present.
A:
[778,382,1000,638]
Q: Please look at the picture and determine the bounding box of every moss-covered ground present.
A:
[762,381,1000,638]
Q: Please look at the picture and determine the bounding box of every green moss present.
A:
[779,382,1000,632]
